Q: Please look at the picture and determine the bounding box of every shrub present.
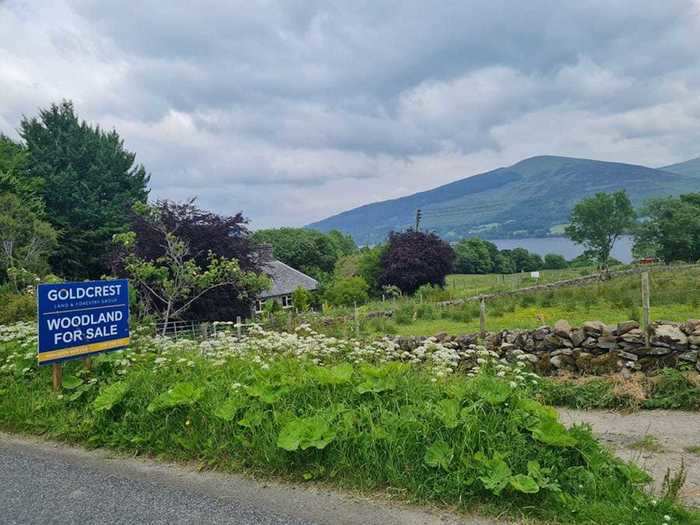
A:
[415,303,436,320]
[393,304,415,325]
[324,276,369,307]
[543,253,568,270]
[416,283,451,302]
[291,287,312,312]
[644,369,700,410]
[446,303,479,323]
[0,292,35,324]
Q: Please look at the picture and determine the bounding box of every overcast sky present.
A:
[1,1,699,228]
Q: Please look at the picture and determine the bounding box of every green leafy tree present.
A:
[565,191,635,269]
[114,204,268,332]
[454,238,494,274]
[508,248,542,272]
[291,286,312,312]
[252,227,348,280]
[0,135,44,212]
[333,254,360,279]
[0,193,57,290]
[333,244,385,296]
[357,245,385,295]
[326,229,358,257]
[19,101,150,279]
[633,193,700,263]
[493,251,516,274]
[323,276,369,307]
[543,253,568,270]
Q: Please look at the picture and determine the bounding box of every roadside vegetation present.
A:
[538,369,700,411]
[1,322,697,525]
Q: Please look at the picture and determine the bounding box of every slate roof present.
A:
[258,260,319,299]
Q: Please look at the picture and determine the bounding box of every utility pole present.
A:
[415,208,422,231]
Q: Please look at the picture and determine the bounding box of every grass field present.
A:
[349,266,700,337]
[389,303,700,336]
[444,266,601,296]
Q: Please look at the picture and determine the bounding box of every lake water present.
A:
[490,236,634,263]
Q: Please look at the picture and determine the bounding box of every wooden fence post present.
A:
[52,363,62,392]
[641,272,651,345]
[479,297,486,338]
[354,303,360,338]
[236,316,242,338]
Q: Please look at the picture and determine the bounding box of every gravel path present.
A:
[558,408,700,507]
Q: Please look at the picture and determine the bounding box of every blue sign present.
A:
[37,279,130,365]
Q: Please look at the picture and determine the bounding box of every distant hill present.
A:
[308,155,699,244]
[661,157,700,178]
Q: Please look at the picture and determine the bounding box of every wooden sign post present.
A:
[52,363,62,392]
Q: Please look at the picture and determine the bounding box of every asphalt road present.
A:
[0,434,496,525]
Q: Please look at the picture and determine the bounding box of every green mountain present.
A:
[308,155,699,244]
[660,157,700,178]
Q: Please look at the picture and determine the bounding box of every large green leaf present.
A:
[435,399,461,429]
[617,462,653,485]
[527,460,561,493]
[355,376,396,394]
[213,396,246,421]
[424,440,453,470]
[93,381,129,412]
[277,416,337,451]
[312,363,353,385]
[355,366,397,394]
[474,376,513,405]
[475,376,511,405]
[517,398,559,421]
[510,474,539,494]
[62,375,83,390]
[245,383,289,404]
[476,452,512,496]
[147,382,205,413]
[530,418,577,448]
[238,407,264,428]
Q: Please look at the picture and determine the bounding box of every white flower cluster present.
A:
[0,321,538,384]
[0,322,38,376]
[462,346,538,388]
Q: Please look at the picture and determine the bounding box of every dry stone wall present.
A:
[391,319,700,376]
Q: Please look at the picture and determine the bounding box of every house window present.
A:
[282,295,293,309]
[254,299,264,314]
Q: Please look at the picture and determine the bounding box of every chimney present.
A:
[256,243,274,262]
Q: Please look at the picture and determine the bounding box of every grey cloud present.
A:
[1,0,699,227]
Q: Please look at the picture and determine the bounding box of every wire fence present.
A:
[154,316,257,341]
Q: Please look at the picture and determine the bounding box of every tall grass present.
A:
[364,267,700,336]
